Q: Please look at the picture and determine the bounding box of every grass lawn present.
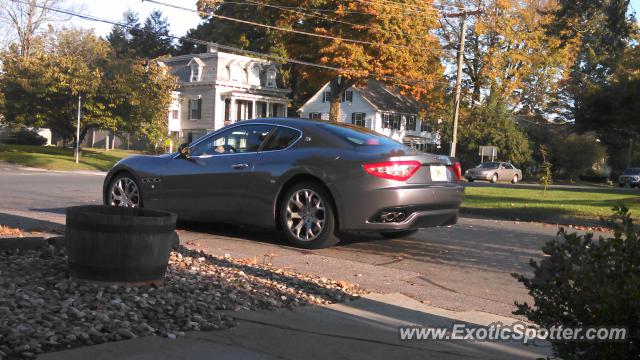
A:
[0,144,138,172]
[463,186,640,221]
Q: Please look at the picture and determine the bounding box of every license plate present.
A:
[430,165,448,182]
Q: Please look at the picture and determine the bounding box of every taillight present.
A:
[450,162,462,181]
[363,161,421,181]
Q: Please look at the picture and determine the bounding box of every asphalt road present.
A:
[0,163,594,320]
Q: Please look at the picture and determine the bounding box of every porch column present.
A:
[266,101,271,117]
[252,101,257,119]
[230,98,236,122]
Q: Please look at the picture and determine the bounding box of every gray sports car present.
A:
[103,119,464,248]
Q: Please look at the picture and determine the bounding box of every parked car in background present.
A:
[618,168,640,187]
[103,119,464,249]
[464,162,522,184]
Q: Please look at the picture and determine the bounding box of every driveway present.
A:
[0,162,591,319]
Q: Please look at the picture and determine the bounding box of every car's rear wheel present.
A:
[491,173,498,183]
[512,174,519,184]
[380,229,418,239]
[107,173,142,208]
[279,182,338,249]
[619,183,625,187]
[467,178,474,182]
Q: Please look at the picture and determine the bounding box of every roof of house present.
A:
[355,80,422,114]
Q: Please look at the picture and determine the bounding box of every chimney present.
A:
[207,44,218,53]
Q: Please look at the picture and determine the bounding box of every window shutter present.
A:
[197,98,202,119]
[351,113,356,124]
[346,91,353,102]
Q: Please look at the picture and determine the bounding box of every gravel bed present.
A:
[0,245,363,359]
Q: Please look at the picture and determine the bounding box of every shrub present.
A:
[538,144,553,192]
[15,129,47,146]
[513,206,640,359]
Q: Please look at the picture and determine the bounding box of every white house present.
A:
[298,79,438,151]
[160,45,291,143]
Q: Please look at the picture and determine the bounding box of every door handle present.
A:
[232,163,249,169]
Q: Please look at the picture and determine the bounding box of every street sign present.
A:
[479,146,498,162]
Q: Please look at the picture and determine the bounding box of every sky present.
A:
[68,0,203,37]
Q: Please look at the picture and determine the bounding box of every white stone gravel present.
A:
[0,245,363,359]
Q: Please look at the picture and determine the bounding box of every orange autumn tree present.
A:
[195,0,446,121]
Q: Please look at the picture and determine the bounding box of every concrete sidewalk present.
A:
[39,293,551,360]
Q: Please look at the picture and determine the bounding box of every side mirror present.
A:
[177,142,191,158]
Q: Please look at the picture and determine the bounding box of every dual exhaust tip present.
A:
[380,211,406,223]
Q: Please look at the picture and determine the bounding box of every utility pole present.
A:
[444,10,483,158]
[75,95,81,164]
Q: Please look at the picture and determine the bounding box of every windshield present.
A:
[477,162,500,169]
[623,168,640,175]
[318,123,404,147]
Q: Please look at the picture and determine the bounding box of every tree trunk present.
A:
[328,77,356,122]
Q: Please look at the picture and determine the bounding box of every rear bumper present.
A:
[335,183,464,231]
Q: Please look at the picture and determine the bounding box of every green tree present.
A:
[0,28,176,149]
[442,100,532,169]
[549,132,606,181]
[108,10,173,59]
[130,10,173,58]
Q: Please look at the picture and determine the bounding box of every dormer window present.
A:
[247,63,261,86]
[188,57,205,82]
[228,61,243,82]
[266,68,277,88]
[191,66,200,82]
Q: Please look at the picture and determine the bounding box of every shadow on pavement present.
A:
[0,211,64,232]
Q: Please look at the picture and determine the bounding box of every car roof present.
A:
[237,117,321,128]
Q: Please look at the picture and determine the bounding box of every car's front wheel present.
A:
[279,182,338,249]
[107,172,142,208]
[491,173,498,183]
[512,175,519,184]
[380,229,418,239]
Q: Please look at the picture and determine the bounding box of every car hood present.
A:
[113,153,173,171]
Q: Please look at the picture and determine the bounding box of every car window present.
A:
[190,124,274,157]
[504,163,515,169]
[318,123,405,147]
[261,127,301,151]
[623,168,640,175]
[478,162,499,169]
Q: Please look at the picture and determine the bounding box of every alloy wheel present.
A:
[285,189,326,242]
[109,177,140,208]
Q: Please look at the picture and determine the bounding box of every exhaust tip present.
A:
[379,211,406,223]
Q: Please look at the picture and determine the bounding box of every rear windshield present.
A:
[623,168,640,175]
[318,123,402,147]
[478,162,500,169]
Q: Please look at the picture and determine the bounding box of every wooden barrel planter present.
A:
[66,205,177,285]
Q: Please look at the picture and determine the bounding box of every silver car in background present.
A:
[618,168,640,187]
[464,162,522,184]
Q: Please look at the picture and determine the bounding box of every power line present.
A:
[16,0,451,87]
[144,0,456,53]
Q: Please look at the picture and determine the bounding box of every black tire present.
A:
[279,181,339,249]
[619,183,625,187]
[490,173,498,183]
[468,178,474,182]
[380,229,418,239]
[106,172,143,208]
[512,175,519,184]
